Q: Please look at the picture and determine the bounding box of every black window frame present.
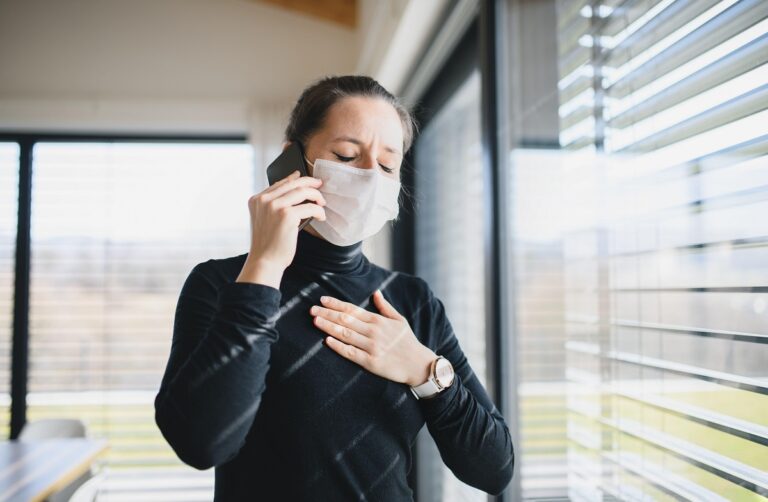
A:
[392,0,520,500]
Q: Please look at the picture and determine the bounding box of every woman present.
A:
[154,75,514,501]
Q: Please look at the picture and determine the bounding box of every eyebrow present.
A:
[331,136,402,156]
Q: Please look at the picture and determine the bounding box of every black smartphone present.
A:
[266,141,314,230]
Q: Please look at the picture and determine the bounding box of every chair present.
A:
[67,471,105,502]
[18,419,87,440]
[19,419,93,502]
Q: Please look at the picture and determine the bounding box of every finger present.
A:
[319,296,377,324]
[266,169,300,191]
[313,315,372,352]
[289,203,326,222]
[372,289,403,320]
[267,175,322,199]
[267,175,321,199]
[273,186,327,209]
[324,336,371,367]
[311,305,373,337]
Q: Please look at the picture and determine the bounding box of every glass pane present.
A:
[552,0,768,499]
[0,142,19,440]
[501,0,768,498]
[507,149,570,500]
[28,141,254,497]
[414,69,488,502]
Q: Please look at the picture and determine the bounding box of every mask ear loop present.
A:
[294,139,314,176]
[299,148,317,230]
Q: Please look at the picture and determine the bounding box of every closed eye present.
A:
[334,153,394,174]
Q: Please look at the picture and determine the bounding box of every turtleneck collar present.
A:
[291,227,366,274]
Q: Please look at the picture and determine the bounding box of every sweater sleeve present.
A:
[416,282,515,496]
[154,261,282,470]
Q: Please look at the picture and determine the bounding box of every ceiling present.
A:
[0,0,358,104]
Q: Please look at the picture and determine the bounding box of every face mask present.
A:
[304,156,401,246]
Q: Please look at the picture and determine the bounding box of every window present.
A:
[25,141,254,499]
[0,142,19,440]
[413,69,489,501]
[555,0,768,498]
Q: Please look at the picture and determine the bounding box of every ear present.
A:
[281,141,291,152]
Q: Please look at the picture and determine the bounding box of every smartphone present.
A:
[266,141,315,230]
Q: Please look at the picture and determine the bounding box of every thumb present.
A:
[372,289,402,320]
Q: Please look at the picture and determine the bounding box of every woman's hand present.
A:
[310,290,438,386]
[237,170,327,287]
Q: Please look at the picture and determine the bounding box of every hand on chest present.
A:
[266,287,434,414]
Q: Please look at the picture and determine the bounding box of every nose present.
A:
[359,152,377,170]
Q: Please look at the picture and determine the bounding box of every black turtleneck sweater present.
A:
[154,228,515,501]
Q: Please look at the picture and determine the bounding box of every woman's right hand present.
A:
[237,170,327,287]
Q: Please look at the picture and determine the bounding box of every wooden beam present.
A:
[254,0,357,29]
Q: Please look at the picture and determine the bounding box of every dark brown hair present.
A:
[284,75,418,156]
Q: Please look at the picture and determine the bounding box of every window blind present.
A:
[506,147,570,500]
[0,143,19,440]
[556,0,768,499]
[26,141,254,499]
[414,69,490,502]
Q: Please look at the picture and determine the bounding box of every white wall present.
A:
[0,0,357,134]
[356,0,447,96]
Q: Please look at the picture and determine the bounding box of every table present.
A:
[0,438,108,502]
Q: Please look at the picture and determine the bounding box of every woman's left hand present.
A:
[310,290,437,387]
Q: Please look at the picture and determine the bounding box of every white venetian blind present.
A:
[26,141,255,499]
[0,143,19,440]
[414,69,489,502]
[557,0,768,499]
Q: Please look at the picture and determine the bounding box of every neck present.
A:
[291,226,366,274]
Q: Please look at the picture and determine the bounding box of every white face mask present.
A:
[304,156,401,246]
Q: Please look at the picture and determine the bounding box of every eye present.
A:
[334,153,355,162]
[334,153,394,174]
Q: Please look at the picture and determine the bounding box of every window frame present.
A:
[391,0,521,499]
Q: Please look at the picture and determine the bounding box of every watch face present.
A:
[435,357,455,387]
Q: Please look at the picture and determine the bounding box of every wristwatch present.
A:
[410,355,455,400]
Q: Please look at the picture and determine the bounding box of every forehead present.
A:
[320,96,403,149]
